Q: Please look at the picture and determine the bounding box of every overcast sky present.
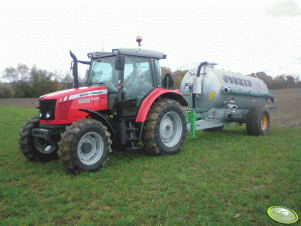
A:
[1,1,301,82]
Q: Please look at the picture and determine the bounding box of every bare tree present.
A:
[17,64,29,81]
[3,67,18,82]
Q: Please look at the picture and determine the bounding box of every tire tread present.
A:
[57,119,112,174]
[142,98,187,155]
[246,106,270,135]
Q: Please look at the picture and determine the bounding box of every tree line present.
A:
[162,67,301,90]
[0,64,300,98]
[248,72,301,89]
[0,64,87,98]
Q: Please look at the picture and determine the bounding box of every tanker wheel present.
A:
[18,115,58,162]
[246,106,270,135]
[142,99,187,155]
[58,119,112,174]
[203,126,224,132]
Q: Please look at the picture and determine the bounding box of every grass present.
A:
[0,105,300,225]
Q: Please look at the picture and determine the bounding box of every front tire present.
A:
[18,115,58,162]
[142,99,187,155]
[246,106,271,135]
[58,119,112,174]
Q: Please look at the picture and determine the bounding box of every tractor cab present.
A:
[86,48,166,118]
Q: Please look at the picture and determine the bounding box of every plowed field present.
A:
[0,88,300,128]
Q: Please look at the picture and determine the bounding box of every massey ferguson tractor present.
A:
[19,37,277,174]
[19,37,188,174]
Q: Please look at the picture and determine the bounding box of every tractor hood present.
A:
[39,86,108,102]
[39,86,109,125]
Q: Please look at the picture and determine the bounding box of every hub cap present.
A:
[160,111,183,147]
[78,132,104,165]
[34,137,56,154]
[261,114,268,131]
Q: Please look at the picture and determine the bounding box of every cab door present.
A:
[122,56,155,117]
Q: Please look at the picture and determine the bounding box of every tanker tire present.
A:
[18,115,58,162]
[246,106,270,136]
[203,126,224,132]
[58,119,112,174]
[142,99,187,155]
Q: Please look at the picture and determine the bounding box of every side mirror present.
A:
[115,55,125,70]
[163,73,174,89]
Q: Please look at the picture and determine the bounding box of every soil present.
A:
[0,88,300,128]
[269,88,301,128]
[0,98,39,109]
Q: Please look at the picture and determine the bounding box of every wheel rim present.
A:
[159,111,183,147]
[261,114,268,131]
[34,137,56,154]
[78,132,104,165]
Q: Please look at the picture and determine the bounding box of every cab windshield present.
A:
[87,57,118,92]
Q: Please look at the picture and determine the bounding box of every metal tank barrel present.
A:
[180,62,276,113]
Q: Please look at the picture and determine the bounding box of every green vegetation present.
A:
[0,64,88,98]
[1,105,300,225]
[1,63,301,98]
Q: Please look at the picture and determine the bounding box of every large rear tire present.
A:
[246,106,270,135]
[18,115,58,162]
[142,99,187,155]
[58,119,112,174]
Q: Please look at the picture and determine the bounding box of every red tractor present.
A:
[19,38,188,174]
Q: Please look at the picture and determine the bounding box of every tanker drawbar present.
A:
[180,62,277,137]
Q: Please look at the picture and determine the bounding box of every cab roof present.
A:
[88,48,166,59]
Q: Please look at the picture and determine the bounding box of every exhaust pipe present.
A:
[70,51,79,88]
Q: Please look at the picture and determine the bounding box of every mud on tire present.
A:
[58,119,112,174]
[246,106,271,135]
[142,99,187,155]
[18,115,58,162]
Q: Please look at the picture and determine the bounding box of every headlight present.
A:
[45,112,51,119]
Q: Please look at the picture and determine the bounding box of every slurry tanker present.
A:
[19,37,277,173]
[181,62,277,137]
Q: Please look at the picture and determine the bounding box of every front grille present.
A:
[40,99,56,120]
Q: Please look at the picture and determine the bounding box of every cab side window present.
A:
[154,59,163,88]
[123,57,154,99]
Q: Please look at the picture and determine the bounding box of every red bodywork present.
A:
[39,86,184,126]
[39,86,108,125]
[135,88,184,122]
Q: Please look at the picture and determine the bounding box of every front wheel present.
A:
[58,119,112,174]
[19,115,58,162]
[142,99,187,155]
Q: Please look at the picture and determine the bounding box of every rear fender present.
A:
[136,88,188,122]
